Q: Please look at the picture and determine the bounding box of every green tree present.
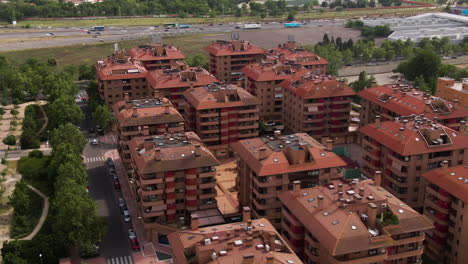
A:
[43,73,78,102]
[385,49,395,61]
[350,71,374,94]
[3,134,16,146]
[186,54,209,69]
[78,64,96,80]
[373,47,386,61]
[342,49,353,65]
[48,96,84,129]
[9,181,31,216]
[50,123,87,154]
[287,12,295,21]
[314,44,344,75]
[92,105,114,130]
[1,241,28,264]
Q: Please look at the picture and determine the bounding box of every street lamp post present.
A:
[39,253,43,264]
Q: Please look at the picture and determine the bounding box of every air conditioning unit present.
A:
[382,203,387,208]
[204,239,211,245]
[210,252,217,260]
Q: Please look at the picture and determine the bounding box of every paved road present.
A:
[80,101,134,261]
[0,19,347,51]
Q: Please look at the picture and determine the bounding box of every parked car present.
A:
[96,125,104,135]
[88,127,95,134]
[128,229,137,239]
[123,210,131,222]
[91,138,98,145]
[113,179,121,189]
[108,166,116,174]
[118,198,127,212]
[130,238,140,251]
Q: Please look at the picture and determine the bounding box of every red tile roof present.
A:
[206,40,265,57]
[127,44,185,61]
[358,84,468,119]
[183,83,259,110]
[424,165,468,203]
[266,43,328,67]
[279,179,433,256]
[231,133,346,176]
[112,98,184,127]
[95,52,147,81]
[242,63,311,82]
[168,218,303,264]
[360,119,468,156]
[281,74,355,99]
[146,67,218,89]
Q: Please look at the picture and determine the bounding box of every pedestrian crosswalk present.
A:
[106,256,134,264]
[84,156,105,163]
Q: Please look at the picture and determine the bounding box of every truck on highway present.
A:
[91,26,105,31]
[243,23,261,29]
[178,24,191,28]
[284,22,301,28]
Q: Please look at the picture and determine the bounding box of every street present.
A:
[80,102,135,264]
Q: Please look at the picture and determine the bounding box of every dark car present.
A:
[106,158,114,166]
[164,29,169,31]
[130,238,140,250]
[88,127,95,134]
[113,179,121,189]
[96,125,104,135]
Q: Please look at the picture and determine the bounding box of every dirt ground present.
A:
[202,25,363,48]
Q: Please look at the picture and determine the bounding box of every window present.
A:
[416,155,423,160]
[276,186,282,191]
[415,177,420,181]
[308,170,319,176]
[416,166,421,171]
[368,249,378,256]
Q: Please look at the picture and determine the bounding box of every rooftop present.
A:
[279,178,433,256]
[265,41,328,67]
[183,83,259,110]
[146,67,218,89]
[206,40,265,57]
[127,43,186,61]
[128,132,219,175]
[440,77,468,93]
[358,84,468,118]
[281,73,355,99]
[96,51,147,80]
[360,118,468,156]
[424,165,468,203]
[231,132,347,176]
[112,97,184,127]
[242,63,311,82]
[168,218,303,264]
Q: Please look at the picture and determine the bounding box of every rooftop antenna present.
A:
[288,34,295,42]
[152,34,162,44]
[114,43,119,52]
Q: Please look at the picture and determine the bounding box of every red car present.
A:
[113,179,121,189]
[130,238,140,250]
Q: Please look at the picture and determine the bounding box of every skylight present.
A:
[351,225,357,230]
[451,172,456,176]
[308,198,315,202]
[273,158,279,162]
[302,192,308,197]
[322,212,329,216]
[332,220,340,225]
[398,209,405,214]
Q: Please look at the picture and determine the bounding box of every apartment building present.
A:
[242,63,310,122]
[281,74,356,144]
[112,96,185,168]
[168,211,303,264]
[265,41,328,73]
[183,83,260,158]
[127,43,186,70]
[360,117,468,211]
[436,77,468,108]
[96,51,148,107]
[279,177,433,264]
[207,39,264,84]
[146,67,218,114]
[359,84,468,132]
[127,132,220,241]
[423,164,468,264]
[231,132,346,229]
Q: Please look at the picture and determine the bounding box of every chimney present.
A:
[326,139,333,151]
[191,213,199,230]
[374,171,382,186]
[144,141,153,152]
[441,160,449,169]
[293,180,301,192]
[154,148,161,161]
[234,228,240,236]
[245,237,253,247]
[242,254,254,264]
[217,88,227,102]
[338,183,343,190]
[375,115,382,128]
[398,127,405,140]
[266,253,275,264]
[359,187,365,196]
[338,191,343,198]
[124,93,129,101]
[194,144,201,157]
[141,125,149,136]
[367,203,378,228]
[274,130,282,139]
[259,147,267,160]
[226,241,233,251]
[460,120,466,133]
[317,195,324,211]
[242,206,251,222]
[132,107,138,117]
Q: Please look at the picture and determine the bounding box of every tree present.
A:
[314,44,344,75]
[50,123,87,154]
[323,33,330,45]
[9,181,31,216]
[48,96,84,129]
[373,47,386,61]
[186,54,208,69]
[43,73,77,103]
[350,71,374,94]
[1,241,28,264]
[342,49,353,65]
[287,12,295,21]
[92,105,114,130]
[53,177,106,260]
[78,64,95,80]
[3,134,16,146]
[385,49,395,61]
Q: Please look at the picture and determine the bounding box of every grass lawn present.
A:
[3,7,437,28]
[0,33,215,67]
[10,186,43,239]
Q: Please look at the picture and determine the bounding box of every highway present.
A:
[0,19,347,51]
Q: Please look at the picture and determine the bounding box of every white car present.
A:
[123,210,131,223]
[91,138,98,145]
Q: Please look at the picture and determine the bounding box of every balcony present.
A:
[139,177,164,185]
[238,108,259,114]
[386,247,424,260]
[199,112,219,118]
[199,180,216,189]
[425,198,449,215]
[392,232,425,246]
[238,115,258,122]
[139,188,164,196]
[238,131,258,138]
[199,191,216,200]
[199,170,216,178]
[140,198,164,207]
[333,253,387,264]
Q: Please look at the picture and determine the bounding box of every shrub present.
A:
[10,120,17,126]
[10,109,19,116]
[47,58,57,66]
[28,150,43,159]
[0,108,4,115]
[3,135,16,146]
[13,103,19,109]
